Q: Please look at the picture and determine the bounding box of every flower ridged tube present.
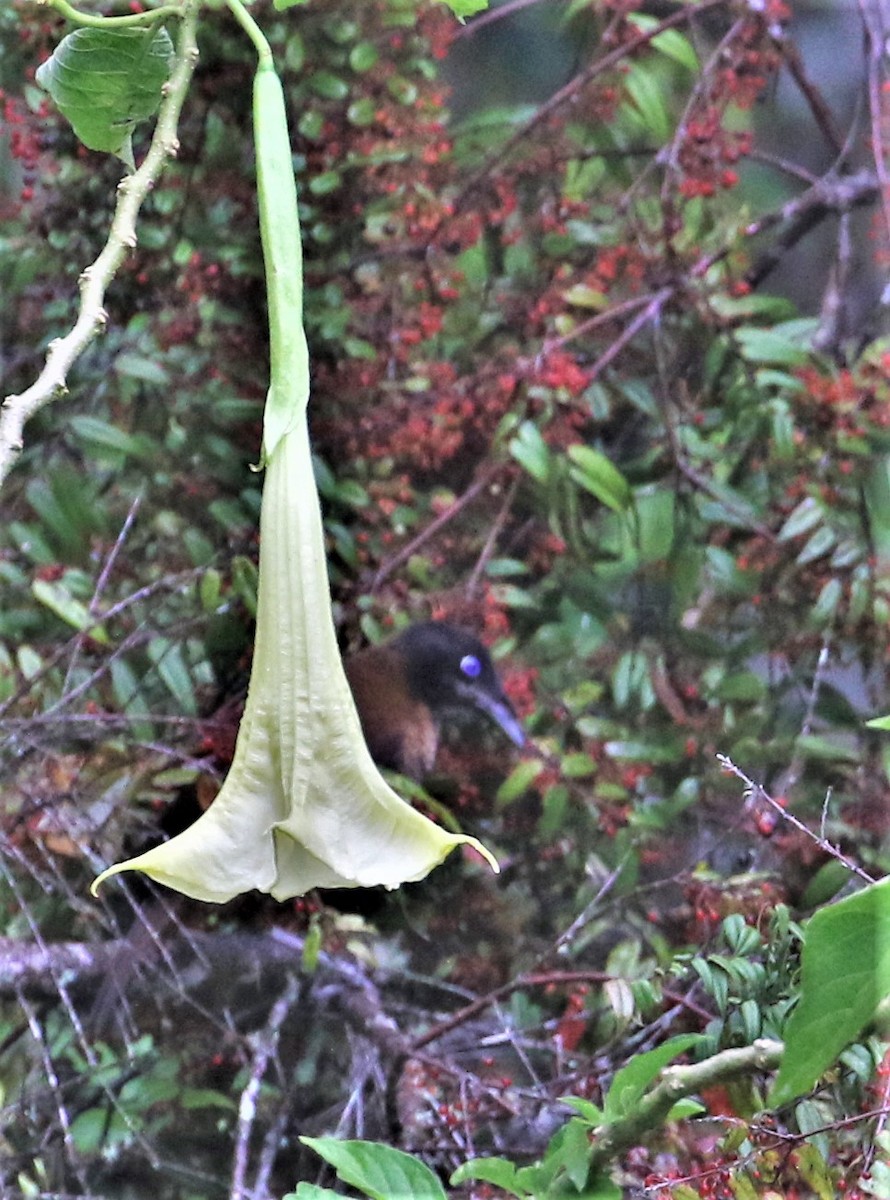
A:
[92,34,497,903]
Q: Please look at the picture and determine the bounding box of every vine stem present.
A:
[0,1,200,486]
[42,0,181,28]
[224,0,273,66]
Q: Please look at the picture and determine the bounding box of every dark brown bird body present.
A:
[345,621,525,779]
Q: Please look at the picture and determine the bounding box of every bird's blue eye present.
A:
[460,654,482,679]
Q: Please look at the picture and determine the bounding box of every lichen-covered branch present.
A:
[0,1,199,486]
[587,1039,785,1172]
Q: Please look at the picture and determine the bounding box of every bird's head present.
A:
[392,621,526,750]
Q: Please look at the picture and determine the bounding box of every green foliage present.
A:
[299,1137,448,1200]
[451,1037,706,1197]
[772,879,890,1105]
[2,0,888,1195]
[36,25,174,168]
[681,911,802,1055]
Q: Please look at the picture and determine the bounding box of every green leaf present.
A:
[300,1137,448,1200]
[552,1116,594,1190]
[146,636,197,716]
[736,327,810,366]
[563,283,607,309]
[560,1095,604,1123]
[561,752,598,779]
[714,671,766,702]
[771,878,890,1105]
[179,1087,237,1111]
[309,71,349,100]
[510,420,551,484]
[32,579,110,645]
[649,28,698,69]
[347,97,376,126]
[778,497,823,541]
[627,14,698,68]
[496,759,544,805]
[799,860,852,908]
[796,523,836,565]
[36,25,173,168]
[567,445,631,511]
[603,1034,703,1121]
[68,414,154,461]
[451,1157,524,1196]
[349,42,379,72]
[794,734,860,763]
[624,63,671,141]
[666,1097,707,1120]
[811,578,842,627]
[285,1187,341,1200]
[864,457,890,562]
[309,170,342,196]
[114,351,170,384]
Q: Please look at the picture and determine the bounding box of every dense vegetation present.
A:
[1,0,889,1196]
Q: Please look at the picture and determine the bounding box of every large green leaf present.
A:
[771,879,890,1104]
[300,1137,448,1200]
[36,25,173,168]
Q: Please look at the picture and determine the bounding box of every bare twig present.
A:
[62,490,144,695]
[0,566,207,721]
[370,462,507,591]
[856,0,890,250]
[411,970,612,1052]
[586,286,672,383]
[465,474,519,598]
[231,975,300,1200]
[745,170,879,289]
[716,753,877,886]
[453,0,549,37]
[781,37,846,158]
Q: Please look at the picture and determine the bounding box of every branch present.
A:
[717,753,877,886]
[43,0,182,28]
[370,461,508,592]
[744,169,879,289]
[446,0,726,221]
[0,0,200,486]
[587,1039,784,1172]
[231,975,300,1200]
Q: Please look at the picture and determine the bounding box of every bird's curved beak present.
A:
[456,680,526,749]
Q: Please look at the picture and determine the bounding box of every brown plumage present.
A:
[345,621,525,779]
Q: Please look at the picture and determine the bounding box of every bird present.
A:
[344,620,526,780]
[90,621,524,1033]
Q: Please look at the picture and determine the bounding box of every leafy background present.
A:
[1,0,889,1196]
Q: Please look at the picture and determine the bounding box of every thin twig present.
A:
[231,975,300,1200]
[540,292,661,358]
[587,286,672,383]
[453,0,549,38]
[465,474,519,598]
[781,37,846,158]
[0,566,206,721]
[856,0,890,249]
[716,753,877,886]
[62,490,144,695]
[371,462,507,591]
[446,0,726,222]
